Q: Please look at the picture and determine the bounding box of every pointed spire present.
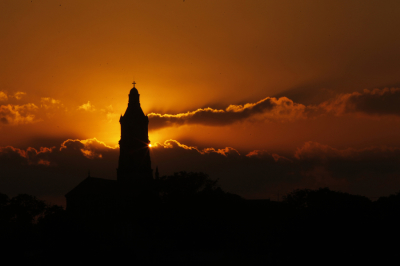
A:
[132,81,136,88]
[155,166,160,180]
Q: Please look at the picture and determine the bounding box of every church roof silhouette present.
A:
[65,177,118,198]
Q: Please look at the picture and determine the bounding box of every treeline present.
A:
[0,193,66,264]
[2,172,400,264]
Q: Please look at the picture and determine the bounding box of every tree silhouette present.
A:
[157,171,218,200]
[283,187,371,214]
[8,194,47,226]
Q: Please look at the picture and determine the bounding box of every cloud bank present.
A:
[0,91,27,101]
[2,138,398,204]
[2,88,399,129]
[321,88,400,116]
[0,138,119,203]
[148,88,400,130]
[0,92,64,126]
[148,97,307,130]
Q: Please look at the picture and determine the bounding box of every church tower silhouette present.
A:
[65,82,155,220]
[117,81,153,185]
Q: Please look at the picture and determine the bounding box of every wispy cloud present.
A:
[0,91,8,101]
[100,105,118,122]
[40,97,63,109]
[13,92,26,100]
[0,103,39,125]
[77,101,96,112]
[0,91,27,101]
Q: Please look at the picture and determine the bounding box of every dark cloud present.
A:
[320,88,400,116]
[0,145,54,166]
[148,88,400,131]
[273,82,338,105]
[294,141,400,196]
[2,138,400,205]
[148,97,307,130]
[152,140,400,199]
[295,142,400,176]
[0,138,119,169]
[150,140,297,199]
[0,139,119,204]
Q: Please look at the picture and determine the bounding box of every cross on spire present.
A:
[132,81,136,88]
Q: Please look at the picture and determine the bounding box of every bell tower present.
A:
[117,82,153,187]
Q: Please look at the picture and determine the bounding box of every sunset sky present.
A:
[2,0,400,206]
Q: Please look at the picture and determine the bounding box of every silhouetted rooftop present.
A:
[65,177,117,197]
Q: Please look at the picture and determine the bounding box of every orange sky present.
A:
[2,0,400,204]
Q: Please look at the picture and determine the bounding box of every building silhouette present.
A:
[65,82,154,218]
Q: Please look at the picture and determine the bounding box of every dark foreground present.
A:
[2,186,400,265]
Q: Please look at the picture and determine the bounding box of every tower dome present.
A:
[128,81,140,105]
